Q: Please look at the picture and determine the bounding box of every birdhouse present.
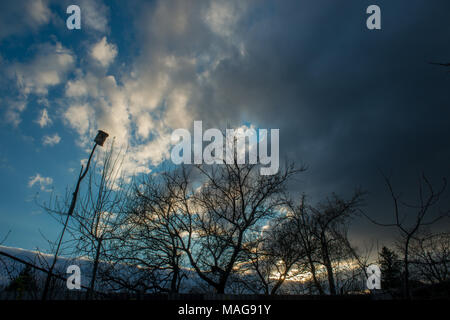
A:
[94,130,109,146]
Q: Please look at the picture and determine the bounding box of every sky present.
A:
[1,0,450,252]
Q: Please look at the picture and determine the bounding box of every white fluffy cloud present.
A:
[90,37,117,67]
[64,72,131,157]
[9,42,75,96]
[65,72,99,98]
[28,0,51,25]
[5,100,26,127]
[60,0,251,178]
[78,0,109,33]
[36,108,52,128]
[0,0,52,40]
[1,0,256,181]
[28,173,53,191]
[42,133,61,146]
[203,0,244,38]
[64,104,94,137]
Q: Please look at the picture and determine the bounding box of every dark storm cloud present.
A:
[179,0,450,241]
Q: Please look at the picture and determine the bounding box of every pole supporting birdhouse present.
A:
[42,129,109,300]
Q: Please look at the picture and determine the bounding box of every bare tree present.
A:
[286,191,365,295]
[409,232,450,285]
[286,195,324,294]
[115,167,192,293]
[0,231,14,291]
[242,217,307,295]
[172,158,302,293]
[365,173,449,298]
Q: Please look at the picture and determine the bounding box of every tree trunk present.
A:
[270,276,285,295]
[403,239,411,299]
[308,256,324,295]
[86,239,102,300]
[322,243,336,295]
[170,265,179,293]
[216,282,226,294]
